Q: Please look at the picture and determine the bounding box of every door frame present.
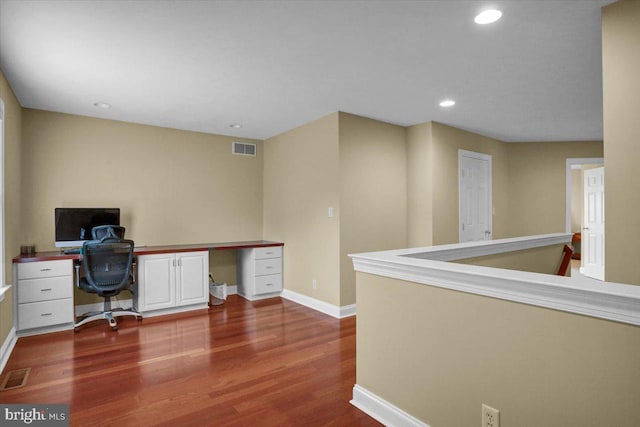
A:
[458,149,492,243]
[565,157,604,233]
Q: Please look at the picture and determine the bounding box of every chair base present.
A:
[74,307,143,331]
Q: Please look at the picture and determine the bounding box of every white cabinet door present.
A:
[176,252,208,306]
[138,253,176,311]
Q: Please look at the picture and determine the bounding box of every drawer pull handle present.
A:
[40,268,52,272]
[265,252,273,255]
[41,313,53,317]
[265,283,273,286]
[266,266,273,269]
[40,288,52,292]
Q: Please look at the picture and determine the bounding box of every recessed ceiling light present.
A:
[475,9,502,25]
[440,100,456,107]
[229,124,242,129]
[93,102,111,109]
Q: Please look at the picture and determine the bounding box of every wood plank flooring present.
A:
[1,296,380,426]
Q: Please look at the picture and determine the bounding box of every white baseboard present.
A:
[238,291,283,301]
[0,327,17,375]
[280,289,356,319]
[351,384,429,427]
[340,303,356,317]
[17,324,73,338]
[140,303,209,318]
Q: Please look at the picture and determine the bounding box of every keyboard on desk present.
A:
[63,248,81,255]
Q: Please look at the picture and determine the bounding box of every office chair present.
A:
[91,224,126,241]
[74,226,142,331]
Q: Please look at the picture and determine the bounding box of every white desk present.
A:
[12,240,284,335]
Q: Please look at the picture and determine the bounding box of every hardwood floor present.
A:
[1,296,380,426]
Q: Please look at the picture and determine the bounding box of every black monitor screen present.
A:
[55,208,120,246]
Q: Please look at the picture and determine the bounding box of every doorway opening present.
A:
[565,157,604,280]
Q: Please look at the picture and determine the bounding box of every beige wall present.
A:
[21,109,263,288]
[355,4,640,426]
[406,122,433,247]
[405,123,603,247]
[430,122,509,245]
[407,121,510,246]
[338,113,407,305]
[458,243,566,275]
[263,112,407,307]
[263,113,341,305]
[357,272,640,427]
[602,0,640,285]
[430,123,509,244]
[570,168,583,233]
[0,69,22,345]
[506,141,603,237]
[6,108,609,314]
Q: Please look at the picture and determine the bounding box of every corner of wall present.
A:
[0,67,22,348]
[602,0,640,284]
[406,121,434,247]
[337,113,407,306]
[263,112,342,307]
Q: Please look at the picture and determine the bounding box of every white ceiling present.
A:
[0,0,614,142]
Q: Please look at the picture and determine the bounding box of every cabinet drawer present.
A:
[18,276,73,304]
[18,298,74,330]
[255,246,282,260]
[255,258,282,276]
[255,274,283,295]
[17,260,73,280]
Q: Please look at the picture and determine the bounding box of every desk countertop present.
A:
[13,240,284,263]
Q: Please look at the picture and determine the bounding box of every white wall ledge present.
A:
[351,234,640,326]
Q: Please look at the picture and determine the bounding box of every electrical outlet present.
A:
[312,279,317,289]
[482,404,500,427]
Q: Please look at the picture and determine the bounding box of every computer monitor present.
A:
[54,208,120,248]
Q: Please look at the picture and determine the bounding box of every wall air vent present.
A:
[232,141,256,157]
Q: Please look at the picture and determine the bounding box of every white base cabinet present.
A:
[16,259,74,332]
[237,247,283,300]
[137,251,209,313]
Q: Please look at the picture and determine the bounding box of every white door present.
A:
[582,167,605,280]
[176,251,208,306]
[459,150,492,242]
[137,253,176,311]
